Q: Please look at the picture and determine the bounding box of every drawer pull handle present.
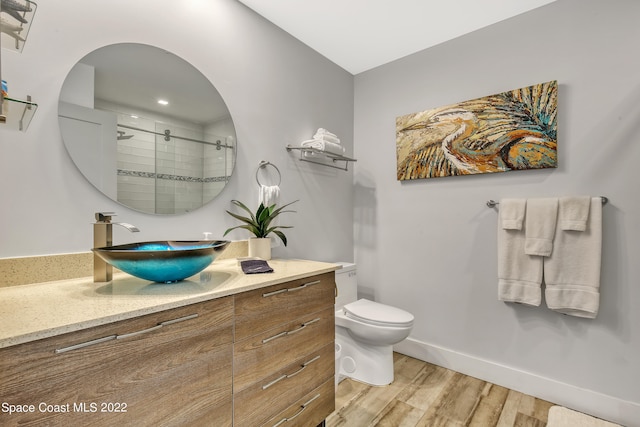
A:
[55,335,117,354]
[262,288,288,298]
[160,313,199,326]
[261,317,321,344]
[262,280,321,298]
[286,355,321,379]
[287,280,321,292]
[262,374,287,390]
[117,313,198,340]
[261,355,321,390]
[116,324,163,340]
[262,331,288,344]
[271,393,321,427]
[56,314,198,353]
[286,318,320,336]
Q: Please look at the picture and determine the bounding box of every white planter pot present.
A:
[248,237,271,260]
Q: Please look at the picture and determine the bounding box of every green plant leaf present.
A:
[224,224,259,237]
[231,200,256,223]
[225,200,298,240]
[272,230,288,246]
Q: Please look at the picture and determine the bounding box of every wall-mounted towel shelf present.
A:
[1,1,39,131]
[286,145,357,171]
[0,96,37,131]
[486,196,608,208]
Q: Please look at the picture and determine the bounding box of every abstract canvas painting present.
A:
[396,80,557,180]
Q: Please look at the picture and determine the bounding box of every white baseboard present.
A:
[394,337,639,427]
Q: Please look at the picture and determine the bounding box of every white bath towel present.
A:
[301,139,345,155]
[497,206,543,306]
[524,198,558,256]
[500,198,526,230]
[313,132,341,145]
[544,197,602,318]
[558,196,591,231]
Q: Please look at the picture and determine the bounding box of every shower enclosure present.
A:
[115,114,234,215]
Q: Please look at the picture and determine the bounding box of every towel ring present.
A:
[256,161,282,187]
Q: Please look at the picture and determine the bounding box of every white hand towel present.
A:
[558,196,591,231]
[258,185,281,248]
[258,185,280,208]
[500,199,526,230]
[544,197,602,318]
[497,206,543,306]
[524,198,558,256]
[300,139,345,155]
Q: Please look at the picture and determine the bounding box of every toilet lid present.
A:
[343,299,414,327]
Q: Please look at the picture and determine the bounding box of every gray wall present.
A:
[0,0,354,262]
[353,0,639,424]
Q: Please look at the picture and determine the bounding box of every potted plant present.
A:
[224,199,298,260]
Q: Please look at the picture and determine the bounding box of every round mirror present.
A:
[58,43,236,215]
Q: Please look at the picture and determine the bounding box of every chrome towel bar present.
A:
[486,196,608,208]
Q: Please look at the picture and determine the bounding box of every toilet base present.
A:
[336,327,394,386]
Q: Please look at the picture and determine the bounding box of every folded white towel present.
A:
[301,139,345,155]
[500,199,526,230]
[314,128,341,144]
[544,197,602,318]
[497,206,543,306]
[313,133,341,145]
[524,198,558,256]
[314,128,338,138]
[558,196,591,231]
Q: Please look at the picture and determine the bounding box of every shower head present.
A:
[117,130,134,140]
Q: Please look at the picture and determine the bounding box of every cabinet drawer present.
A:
[234,306,334,392]
[0,297,233,427]
[235,272,335,340]
[234,342,334,426]
[262,378,335,427]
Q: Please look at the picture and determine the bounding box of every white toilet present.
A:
[334,262,414,386]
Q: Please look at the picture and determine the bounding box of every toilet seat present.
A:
[343,299,414,328]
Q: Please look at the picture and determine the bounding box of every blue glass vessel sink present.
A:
[92,240,230,283]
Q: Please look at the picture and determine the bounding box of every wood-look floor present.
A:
[327,353,554,427]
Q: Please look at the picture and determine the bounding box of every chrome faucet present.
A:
[93,212,140,282]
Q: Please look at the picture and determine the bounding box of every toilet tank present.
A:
[335,262,357,310]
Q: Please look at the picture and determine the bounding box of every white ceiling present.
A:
[237,0,558,75]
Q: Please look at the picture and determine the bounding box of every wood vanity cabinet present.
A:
[0,271,336,426]
[0,297,234,427]
[234,272,336,426]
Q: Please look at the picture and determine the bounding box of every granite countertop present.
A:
[0,258,339,349]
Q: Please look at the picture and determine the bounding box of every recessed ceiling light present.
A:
[158,99,169,106]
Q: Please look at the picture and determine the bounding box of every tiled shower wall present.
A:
[97,101,234,214]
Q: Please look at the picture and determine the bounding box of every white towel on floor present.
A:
[544,197,602,318]
[524,198,558,257]
[497,206,543,306]
[558,196,591,231]
[500,199,526,230]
